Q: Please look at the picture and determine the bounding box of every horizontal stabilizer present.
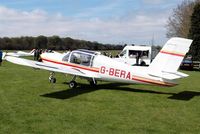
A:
[149,71,189,80]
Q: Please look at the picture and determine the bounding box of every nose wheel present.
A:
[68,75,78,88]
[69,81,77,88]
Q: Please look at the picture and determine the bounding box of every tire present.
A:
[140,61,146,66]
[69,81,77,89]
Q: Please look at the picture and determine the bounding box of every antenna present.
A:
[151,34,155,46]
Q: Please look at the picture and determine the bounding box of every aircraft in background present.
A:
[5,38,192,88]
[3,49,35,58]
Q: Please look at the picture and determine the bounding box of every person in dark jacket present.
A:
[136,52,139,65]
[34,48,39,61]
[0,50,3,66]
[35,49,40,61]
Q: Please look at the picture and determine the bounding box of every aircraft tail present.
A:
[29,49,35,54]
[148,37,193,80]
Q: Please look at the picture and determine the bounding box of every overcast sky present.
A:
[0,0,183,45]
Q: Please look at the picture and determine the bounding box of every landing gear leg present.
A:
[69,75,77,88]
[90,78,97,87]
[49,72,56,83]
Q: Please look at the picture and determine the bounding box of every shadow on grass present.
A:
[41,83,200,101]
[168,91,200,101]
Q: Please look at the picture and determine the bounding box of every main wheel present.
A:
[140,61,146,66]
[69,81,77,88]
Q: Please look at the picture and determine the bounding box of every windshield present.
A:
[62,52,71,62]
[119,50,126,57]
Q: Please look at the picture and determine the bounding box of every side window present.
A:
[129,50,143,58]
[81,54,92,66]
[129,50,137,58]
[70,52,92,66]
[70,52,81,64]
[142,50,149,58]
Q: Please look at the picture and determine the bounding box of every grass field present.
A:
[0,60,200,134]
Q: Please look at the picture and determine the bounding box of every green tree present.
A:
[3,37,13,50]
[34,35,48,49]
[188,3,200,61]
[47,36,63,50]
[21,37,34,50]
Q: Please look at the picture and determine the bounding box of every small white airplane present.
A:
[5,37,192,88]
[3,49,36,58]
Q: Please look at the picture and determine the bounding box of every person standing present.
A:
[34,48,37,60]
[0,50,3,66]
[35,49,40,61]
[136,52,140,65]
[36,49,40,61]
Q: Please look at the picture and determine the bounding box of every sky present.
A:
[0,0,183,45]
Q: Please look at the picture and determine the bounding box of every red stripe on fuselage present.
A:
[132,76,176,87]
[160,51,185,57]
[42,58,99,72]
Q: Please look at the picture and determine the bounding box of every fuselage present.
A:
[40,50,176,87]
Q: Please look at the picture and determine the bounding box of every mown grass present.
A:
[0,61,200,134]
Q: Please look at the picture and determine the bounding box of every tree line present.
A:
[0,36,123,50]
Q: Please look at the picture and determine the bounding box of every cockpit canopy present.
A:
[62,49,99,67]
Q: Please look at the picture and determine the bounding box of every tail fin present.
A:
[148,37,193,80]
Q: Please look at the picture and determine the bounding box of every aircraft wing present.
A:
[5,56,100,78]
[5,52,20,57]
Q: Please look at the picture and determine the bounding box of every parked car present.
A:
[180,58,193,70]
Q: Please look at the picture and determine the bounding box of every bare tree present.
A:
[166,0,200,38]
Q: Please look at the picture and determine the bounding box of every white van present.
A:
[115,45,157,66]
